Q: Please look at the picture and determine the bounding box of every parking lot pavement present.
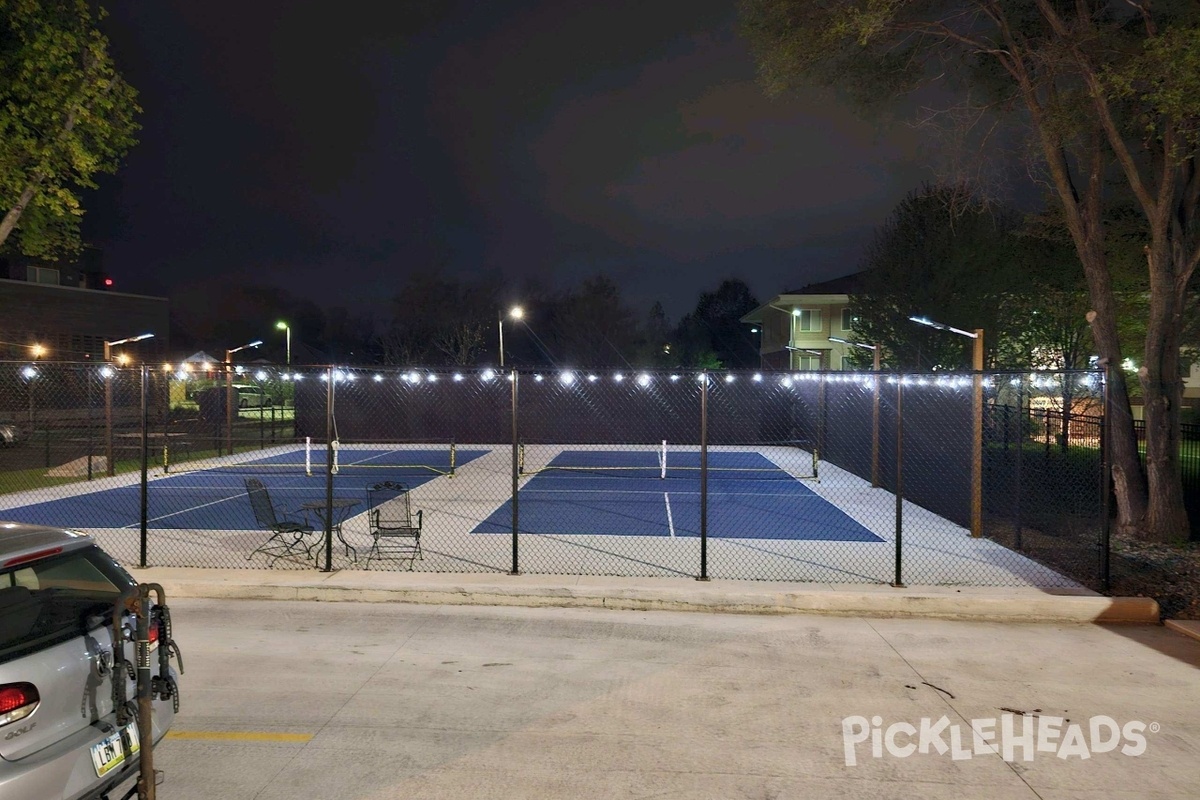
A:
[152,599,1200,800]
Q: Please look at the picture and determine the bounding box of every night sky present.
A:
[84,0,933,321]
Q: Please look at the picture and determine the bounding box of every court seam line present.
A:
[664,492,675,537]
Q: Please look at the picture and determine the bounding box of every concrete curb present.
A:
[1164,620,1200,641]
[134,568,1161,624]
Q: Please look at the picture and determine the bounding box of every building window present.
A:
[792,352,824,371]
[26,266,61,285]
[793,309,822,333]
[841,308,856,331]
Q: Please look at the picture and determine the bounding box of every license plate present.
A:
[91,723,140,778]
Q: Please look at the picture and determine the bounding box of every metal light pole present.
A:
[225,340,263,455]
[499,306,524,368]
[103,334,155,477]
[908,316,984,537]
[275,322,291,366]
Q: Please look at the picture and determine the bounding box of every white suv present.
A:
[0,525,180,800]
[232,384,271,408]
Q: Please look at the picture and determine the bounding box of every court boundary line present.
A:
[664,492,675,537]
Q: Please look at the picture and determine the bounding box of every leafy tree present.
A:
[676,279,760,369]
[638,301,677,368]
[0,0,140,257]
[379,270,501,366]
[543,275,641,368]
[741,0,1200,541]
[849,186,1024,370]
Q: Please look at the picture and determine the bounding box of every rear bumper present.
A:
[0,700,175,800]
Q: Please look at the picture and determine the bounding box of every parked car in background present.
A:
[0,422,22,447]
[0,525,180,800]
[231,384,272,408]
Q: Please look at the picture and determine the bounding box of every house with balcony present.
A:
[740,273,865,371]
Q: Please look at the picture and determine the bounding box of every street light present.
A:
[101,333,154,476]
[224,340,263,456]
[908,315,984,538]
[226,339,263,364]
[30,344,45,360]
[275,321,291,366]
[499,306,524,368]
[103,332,154,363]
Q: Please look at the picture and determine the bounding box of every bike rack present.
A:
[109,583,184,800]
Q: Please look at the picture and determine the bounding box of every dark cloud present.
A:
[85,0,935,325]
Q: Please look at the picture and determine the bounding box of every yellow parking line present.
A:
[165,731,313,743]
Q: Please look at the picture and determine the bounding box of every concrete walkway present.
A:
[132,567,1160,624]
[149,599,1200,800]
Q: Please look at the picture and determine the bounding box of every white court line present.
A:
[521,488,820,498]
[121,494,245,529]
[664,492,675,537]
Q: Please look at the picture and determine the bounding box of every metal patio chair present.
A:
[364,481,423,569]
[245,477,317,566]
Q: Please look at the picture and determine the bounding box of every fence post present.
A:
[1014,375,1023,550]
[697,372,710,582]
[892,378,904,588]
[971,333,983,537]
[1101,366,1112,593]
[139,366,150,568]
[225,363,235,456]
[105,367,115,476]
[871,346,881,487]
[323,365,335,572]
[510,369,520,575]
[87,369,94,481]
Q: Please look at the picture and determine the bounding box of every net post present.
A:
[162,444,169,475]
[332,439,340,475]
[518,440,525,475]
[305,436,312,476]
[661,439,667,480]
[449,440,456,478]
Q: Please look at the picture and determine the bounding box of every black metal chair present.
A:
[365,481,423,569]
[245,478,317,566]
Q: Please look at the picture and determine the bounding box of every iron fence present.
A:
[0,362,1115,588]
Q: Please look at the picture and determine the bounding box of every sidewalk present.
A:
[130,567,1161,624]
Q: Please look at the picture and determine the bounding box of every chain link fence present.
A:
[0,362,1111,588]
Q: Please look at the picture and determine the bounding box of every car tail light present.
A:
[148,621,159,651]
[0,683,39,726]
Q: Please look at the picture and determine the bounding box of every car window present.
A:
[0,546,133,663]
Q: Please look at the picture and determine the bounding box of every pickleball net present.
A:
[162,438,458,478]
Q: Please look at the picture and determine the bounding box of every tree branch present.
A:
[1033,0,1159,221]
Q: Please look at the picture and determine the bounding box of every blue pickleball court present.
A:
[473,450,883,541]
[0,447,488,530]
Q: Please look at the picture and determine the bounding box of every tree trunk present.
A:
[0,183,40,250]
[1139,243,1192,542]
